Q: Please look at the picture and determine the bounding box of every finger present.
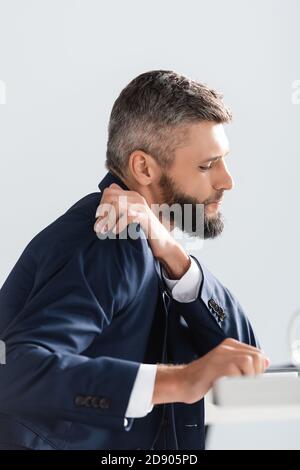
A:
[106,203,121,232]
[94,215,109,234]
[222,338,259,352]
[95,200,115,219]
[232,349,266,375]
[94,203,113,232]
[264,357,270,369]
[222,363,242,378]
[95,210,106,222]
[112,213,134,234]
[223,338,267,356]
[236,354,255,376]
[229,348,266,375]
[94,202,118,233]
[250,351,266,374]
[234,343,270,371]
[95,188,123,218]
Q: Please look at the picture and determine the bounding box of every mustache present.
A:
[204,191,224,205]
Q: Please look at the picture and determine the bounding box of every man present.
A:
[0,70,268,450]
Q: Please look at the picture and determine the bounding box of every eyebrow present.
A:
[201,149,230,164]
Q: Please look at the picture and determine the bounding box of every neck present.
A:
[110,168,159,208]
[109,168,174,231]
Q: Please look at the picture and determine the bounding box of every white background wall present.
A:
[0,0,299,449]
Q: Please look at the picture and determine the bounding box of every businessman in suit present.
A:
[0,70,268,450]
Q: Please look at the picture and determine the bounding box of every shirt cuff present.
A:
[124,363,157,420]
[161,256,202,302]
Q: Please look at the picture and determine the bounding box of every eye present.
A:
[199,161,214,171]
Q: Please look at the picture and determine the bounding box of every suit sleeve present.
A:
[0,237,143,430]
[169,255,260,358]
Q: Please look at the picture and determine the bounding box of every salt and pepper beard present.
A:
[158,172,224,239]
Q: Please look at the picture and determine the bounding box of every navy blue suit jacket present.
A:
[0,171,259,450]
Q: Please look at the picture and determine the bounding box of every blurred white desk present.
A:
[205,372,300,424]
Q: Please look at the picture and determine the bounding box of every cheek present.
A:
[189,172,212,201]
[171,166,212,201]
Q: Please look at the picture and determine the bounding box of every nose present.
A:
[213,159,234,192]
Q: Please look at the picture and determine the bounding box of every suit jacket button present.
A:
[91,396,100,408]
[99,397,110,409]
[75,395,85,406]
[85,396,93,407]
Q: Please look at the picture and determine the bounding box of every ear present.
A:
[128,150,161,186]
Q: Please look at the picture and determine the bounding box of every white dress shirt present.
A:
[124,256,202,421]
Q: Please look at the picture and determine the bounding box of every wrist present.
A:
[157,244,191,280]
[151,364,188,406]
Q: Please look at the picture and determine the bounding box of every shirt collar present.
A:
[98,170,129,193]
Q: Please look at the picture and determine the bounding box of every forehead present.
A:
[177,121,229,157]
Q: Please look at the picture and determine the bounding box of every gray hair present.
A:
[106,70,232,176]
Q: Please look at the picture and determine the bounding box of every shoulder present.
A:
[25,191,152,284]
